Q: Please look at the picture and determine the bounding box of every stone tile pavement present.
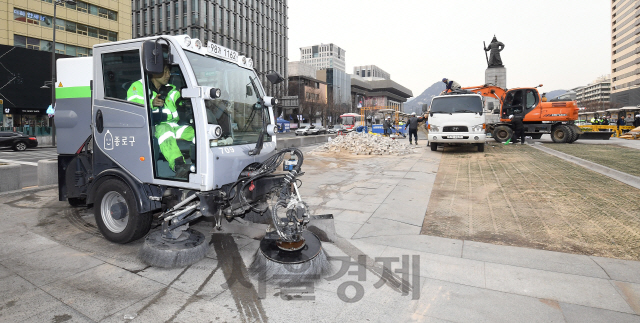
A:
[0,134,639,322]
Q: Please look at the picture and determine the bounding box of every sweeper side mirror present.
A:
[142,39,172,74]
[265,71,284,84]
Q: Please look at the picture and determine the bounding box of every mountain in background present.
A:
[404,82,445,114]
[544,90,567,100]
[404,84,568,113]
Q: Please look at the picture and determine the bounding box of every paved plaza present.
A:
[1,134,640,322]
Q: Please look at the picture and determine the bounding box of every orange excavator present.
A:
[456,84,581,143]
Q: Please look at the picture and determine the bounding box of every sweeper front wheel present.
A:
[139,228,209,268]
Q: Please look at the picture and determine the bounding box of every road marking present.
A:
[0,159,37,166]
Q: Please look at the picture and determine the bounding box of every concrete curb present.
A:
[0,163,21,192]
[533,144,640,190]
[277,134,336,149]
[38,159,58,186]
[0,184,57,198]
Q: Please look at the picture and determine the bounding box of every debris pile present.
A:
[313,132,415,155]
[620,126,640,140]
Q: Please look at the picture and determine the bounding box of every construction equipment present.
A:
[457,84,581,143]
[55,35,332,278]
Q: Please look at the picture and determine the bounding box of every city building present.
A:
[286,61,327,126]
[350,74,413,116]
[5,0,130,55]
[316,68,351,111]
[572,75,611,110]
[1,0,131,129]
[610,0,640,106]
[353,65,390,80]
[300,43,345,72]
[132,0,288,97]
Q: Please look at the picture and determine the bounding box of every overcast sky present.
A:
[287,0,611,98]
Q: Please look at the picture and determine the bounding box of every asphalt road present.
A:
[0,146,57,188]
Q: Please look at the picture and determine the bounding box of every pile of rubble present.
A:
[313,132,415,155]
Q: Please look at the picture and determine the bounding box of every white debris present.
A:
[313,132,416,155]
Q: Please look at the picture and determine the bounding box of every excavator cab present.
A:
[501,89,539,120]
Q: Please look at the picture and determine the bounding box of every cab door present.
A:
[523,89,540,121]
[502,89,525,119]
[92,43,154,184]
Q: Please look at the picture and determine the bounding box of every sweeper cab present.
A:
[55,35,333,276]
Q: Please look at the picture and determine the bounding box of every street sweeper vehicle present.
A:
[55,35,332,278]
[458,84,581,143]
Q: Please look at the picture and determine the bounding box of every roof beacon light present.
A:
[194,39,202,50]
[183,36,192,47]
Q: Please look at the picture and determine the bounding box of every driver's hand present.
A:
[153,97,165,107]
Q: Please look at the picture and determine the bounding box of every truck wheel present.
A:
[567,125,580,143]
[551,125,572,143]
[431,143,438,151]
[477,143,485,152]
[94,179,152,244]
[12,142,27,151]
[493,126,513,143]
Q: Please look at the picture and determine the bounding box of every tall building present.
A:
[353,65,390,80]
[610,0,640,106]
[3,0,130,55]
[132,0,288,97]
[300,43,345,71]
[287,61,327,125]
[350,74,413,114]
[1,0,131,131]
[573,75,611,105]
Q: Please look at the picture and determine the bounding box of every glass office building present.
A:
[132,0,288,98]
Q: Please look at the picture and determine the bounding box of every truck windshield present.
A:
[430,96,483,114]
[185,51,270,146]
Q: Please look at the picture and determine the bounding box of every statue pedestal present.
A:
[485,66,506,88]
[484,67,506,113]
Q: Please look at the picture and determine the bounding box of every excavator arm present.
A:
[461,84,507,104]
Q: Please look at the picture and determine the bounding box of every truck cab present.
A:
[427,92,486,152]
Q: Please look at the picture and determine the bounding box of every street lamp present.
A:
[49,0,76,147]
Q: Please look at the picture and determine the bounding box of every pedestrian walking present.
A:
[405,112,423,145]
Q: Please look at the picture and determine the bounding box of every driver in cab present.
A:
[127,64,194,177]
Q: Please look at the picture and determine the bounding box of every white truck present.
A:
[427,92,487,152]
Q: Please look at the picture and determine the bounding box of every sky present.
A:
[287,0,612,98]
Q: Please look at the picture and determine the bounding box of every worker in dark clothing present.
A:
[442,78,461,93]
[405,112,423,144]
[509,114,525,144]
[617,115,626,133]
[383,117,395,136]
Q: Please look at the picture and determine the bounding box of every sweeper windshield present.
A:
[185,51,270,146]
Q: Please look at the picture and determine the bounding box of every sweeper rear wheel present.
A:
[139,228,208,268]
